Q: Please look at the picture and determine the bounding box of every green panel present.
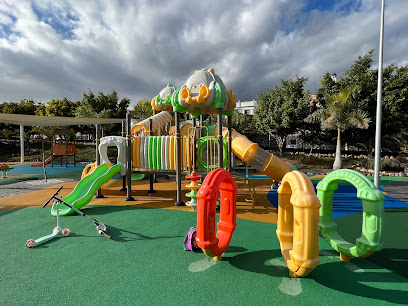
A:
[152,137,158,169]
[148,137,154,169]
[156,137,162,170]
[51,163,121,216]
[131,173,146,181]
[197,137,227,170]
[202,125,215,137]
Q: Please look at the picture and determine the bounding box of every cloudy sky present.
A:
[0,0,407,107]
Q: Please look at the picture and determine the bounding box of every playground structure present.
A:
[0,163,12,178]
[31,128,77,168]
[51,128,76,167]
[29,68,384,278]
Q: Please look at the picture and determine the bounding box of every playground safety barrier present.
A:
[131,135,226,172]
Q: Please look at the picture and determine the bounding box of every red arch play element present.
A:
[196,168,237,259]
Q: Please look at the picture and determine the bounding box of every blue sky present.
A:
[31,3,78,40]
[303,0,361,13]
[0,0,407,107]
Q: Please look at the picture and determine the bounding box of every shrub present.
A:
[361,159,374,170]
[381,158,403,171]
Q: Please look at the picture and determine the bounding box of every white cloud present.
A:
[0,0,407,106]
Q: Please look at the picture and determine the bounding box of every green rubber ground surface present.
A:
[1,206,407,305]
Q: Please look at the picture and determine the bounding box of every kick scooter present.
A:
[26,199,70,248]
[26,186,111,248]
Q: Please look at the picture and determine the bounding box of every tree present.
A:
[299,96,334,153]
[75,89,129,134]
[117,97,130,119]
[35,98,77,117]
[0,99,40,139]
[316,51,408,155]
[253,77,311,155]
[340,51,378,156]
[221,112,257,140]
[306,86,370,169]
[381,64,408,150]
[75,89,129,118]
[131,99,152,120]
[1,99,38,114]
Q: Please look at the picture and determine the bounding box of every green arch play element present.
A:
[317,169,384,258]
[197,137,227,170]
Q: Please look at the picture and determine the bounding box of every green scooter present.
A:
[26,187,70,247]
[26,186,111,248]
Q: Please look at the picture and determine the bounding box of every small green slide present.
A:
[51,163,121,216]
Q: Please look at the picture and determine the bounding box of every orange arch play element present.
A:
[196,168,237,260]
[276,171,321,277]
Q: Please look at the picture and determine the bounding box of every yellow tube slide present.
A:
[222,128,291,182]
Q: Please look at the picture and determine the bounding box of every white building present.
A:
[235,99,257,115]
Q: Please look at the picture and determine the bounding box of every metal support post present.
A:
[199,115,204,138]
[120,120,127,192]
[95,124,104,198]
[192,117,196,172]
[374,0,385,189]
[227,115,232,171]
[20,125,24,163]
[148,118,156,193]
[174,112,185,206]
[125,112,134,201]
[217,109,223,169]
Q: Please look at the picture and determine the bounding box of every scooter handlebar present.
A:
[42,186,63,208]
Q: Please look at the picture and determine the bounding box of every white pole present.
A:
[374,0,385,188]
[20,125,24,163]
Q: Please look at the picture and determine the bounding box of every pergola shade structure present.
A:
[0,113,125,126]
[0,113,127,163]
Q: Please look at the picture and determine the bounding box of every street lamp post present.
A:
[374,0,385,189]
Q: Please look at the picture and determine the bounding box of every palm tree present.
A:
[306,86,370,169]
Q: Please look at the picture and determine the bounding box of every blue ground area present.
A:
[267,183,408,218]
[0,163,86,185]
[9,163,85,175]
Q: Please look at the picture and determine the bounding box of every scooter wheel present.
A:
[26,239,35,248]
[98,230,111,239]
[62,228,70,236]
